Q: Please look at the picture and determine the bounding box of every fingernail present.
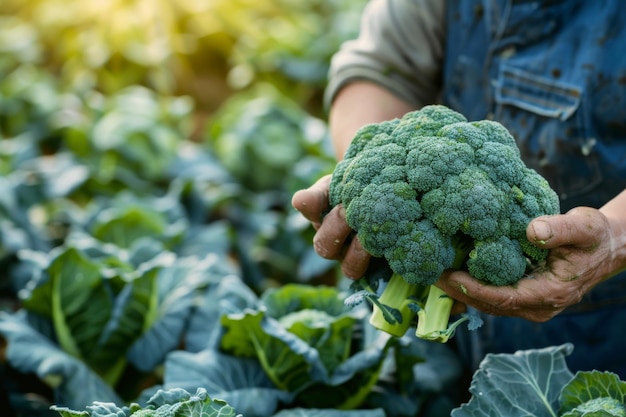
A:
[531,220,551,244]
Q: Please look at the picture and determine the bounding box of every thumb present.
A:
[291,174,332,223]
[526,207,607,249]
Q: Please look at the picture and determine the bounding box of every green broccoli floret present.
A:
[337,142,406,209]
[346,182,422,257]
[343,119,401,159]
[420,167,510,240]
[330,105,560,342]
[466,237,527,285]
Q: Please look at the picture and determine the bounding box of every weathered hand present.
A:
[291,175,371,279]
[436,206,626,322]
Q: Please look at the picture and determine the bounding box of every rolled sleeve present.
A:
[324,0,446,111]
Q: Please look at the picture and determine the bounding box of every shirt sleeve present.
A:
[324,0,446,111]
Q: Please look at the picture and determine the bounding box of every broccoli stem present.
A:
[415,236,474,342]
[414,285,456,342]
[368,273,425,337]
[367,235,474,341]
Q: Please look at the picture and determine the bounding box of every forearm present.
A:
[599,189,626,276]
[329,81,416,159]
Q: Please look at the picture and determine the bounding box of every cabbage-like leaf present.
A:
[262,284,348,318]
[263,284,356,373]
[219,284,392,410]
[220,284,357,392]
[271,408,386,417]
[20,244,161,386]
[559,370,626,417]
[221,307,324,392]
[0,175,50,256]
[141,387,240,417]
[452,343,575,417]
[293,336,395,410]
[149,349,289,417]
[86,191,187,250]
[127,254,232,371]
[184,273,259,352]
[364,333,461,417]
[52,387,240,417]
[0,311,122,409]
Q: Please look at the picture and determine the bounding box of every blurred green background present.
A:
[0,0,369,293]
[0,4,470,416]
[0,0,367,120]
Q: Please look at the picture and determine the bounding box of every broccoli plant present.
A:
[332,105,560,342]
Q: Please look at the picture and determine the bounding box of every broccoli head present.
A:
[332,105,560,342]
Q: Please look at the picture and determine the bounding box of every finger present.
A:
[436,270,485,306]
[312,204,353,260]
[438,271,538,315]
[527,207,607,249]
[438,270,566,322]
[291,175,332,226]
[416,272,467,315]
[340,236,371,279]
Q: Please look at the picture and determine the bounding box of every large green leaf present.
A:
[221,308,321,392]
[46,247,112,359]
[294,337,395,410]
[263,284,356,373]
[88,264,160,383]
[262,284,348,318]
[138,387,241,417]
[21,245,160,386]
[220,284,359,391]
[452,344,575,417]
[128,254,247,371]
[155,349,289,417]
[51,387,240,417]
[559,371,626,417]
[271,409,386,417]
[0,311,123,409]
[219,284,392,410]
[87,191,187,250]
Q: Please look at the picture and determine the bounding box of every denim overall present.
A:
[442,0,626,377]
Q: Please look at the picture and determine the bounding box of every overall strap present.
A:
[442,0,626,211]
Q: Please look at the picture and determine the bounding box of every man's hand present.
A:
[294,177,626,323]
[436,206,626,322]
[291,174,371,279]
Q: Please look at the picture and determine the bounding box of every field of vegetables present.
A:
[2,1,626,417]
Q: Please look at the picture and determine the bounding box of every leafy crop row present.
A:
[0,2,462,416]
[2,2,625,417]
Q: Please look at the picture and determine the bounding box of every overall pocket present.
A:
[494,64,603,206]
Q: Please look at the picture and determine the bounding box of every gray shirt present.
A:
[324,0,446,111]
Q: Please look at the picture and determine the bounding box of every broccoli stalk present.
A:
[368,273,425,337]
[368,236,473,341]
[414,236,474,341]
[369,277,468,342]
[415,285,456,342]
